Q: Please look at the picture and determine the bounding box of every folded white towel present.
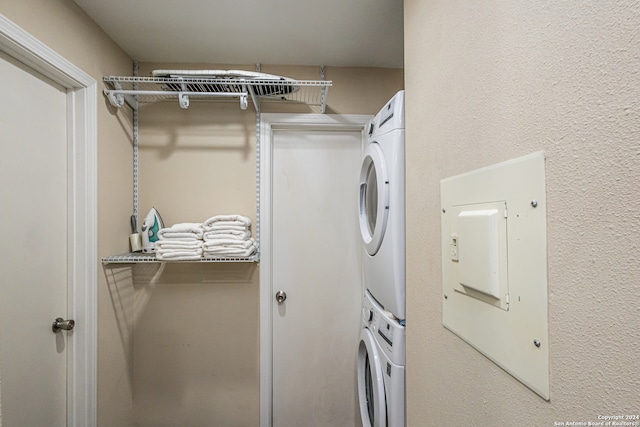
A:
[155,248,203,261]
[158,223,204,240]
[155,240,203,250]
[203,238,255,249]
[157,234,202,242]
[203,215,251,227]
[203,215,252,229]
[203,244,257,258]
[163,222,204,233]
[208,220,250,228]
[156,254,202,261]
[203,230,251,241]
[205,224,250,233]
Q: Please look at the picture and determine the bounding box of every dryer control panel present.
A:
[369,90,405,138]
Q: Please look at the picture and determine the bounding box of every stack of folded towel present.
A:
[154,222,204,261]
[202,214,257,259]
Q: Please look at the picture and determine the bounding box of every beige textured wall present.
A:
[130,62,402,426]
[405,1,640,426]
[0,2,134,426]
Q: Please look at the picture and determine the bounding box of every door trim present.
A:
[0,14,98,426]
[259,113,370,427]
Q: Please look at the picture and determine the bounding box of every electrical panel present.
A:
[440,152,549,400]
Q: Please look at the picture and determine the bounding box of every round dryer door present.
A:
[357,328,387,427]
[359,142,389,256]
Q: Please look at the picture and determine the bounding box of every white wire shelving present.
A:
[101,68,331,265]
[103,75,332,113]
[102,252,259,264]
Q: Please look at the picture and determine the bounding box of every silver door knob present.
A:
[275,290,287,303]
[52,317,75,333]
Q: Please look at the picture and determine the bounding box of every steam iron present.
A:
[141,207,164,253]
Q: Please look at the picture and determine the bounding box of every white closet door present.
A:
[271,129,363,427]
[0,50,69,426]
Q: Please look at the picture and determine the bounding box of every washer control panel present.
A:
[362,291,406,365]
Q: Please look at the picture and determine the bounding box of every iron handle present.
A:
[52,317,75,333]
[275,290,287,303]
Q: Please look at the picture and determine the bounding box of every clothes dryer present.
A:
[357,290,406,427]
[359,90,405,320]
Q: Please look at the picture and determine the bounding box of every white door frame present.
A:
[0,14,98,426]
[259,113,370,427]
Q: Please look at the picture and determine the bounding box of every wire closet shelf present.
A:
[102,252,259,264]
[103,75,332,112]
[101,70,331,264]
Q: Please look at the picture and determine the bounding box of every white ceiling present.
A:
[74,0,404,69]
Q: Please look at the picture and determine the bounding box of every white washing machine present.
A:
[357,290,406,427]
[359,90,406,320]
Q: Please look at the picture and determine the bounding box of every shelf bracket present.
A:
[104,81,125,108]
[104,82,138,110]
[239,85,249,110]
[177,78,189,109]
[178,92,190,109]
[240,84,256,110]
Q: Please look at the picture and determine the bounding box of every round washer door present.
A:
[359,142,389,256]
[357,328,387,427]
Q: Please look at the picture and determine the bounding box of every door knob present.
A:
[275,290,287,303]
[52,317,75,333]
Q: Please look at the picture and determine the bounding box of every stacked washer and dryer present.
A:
[357,91,406,427]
